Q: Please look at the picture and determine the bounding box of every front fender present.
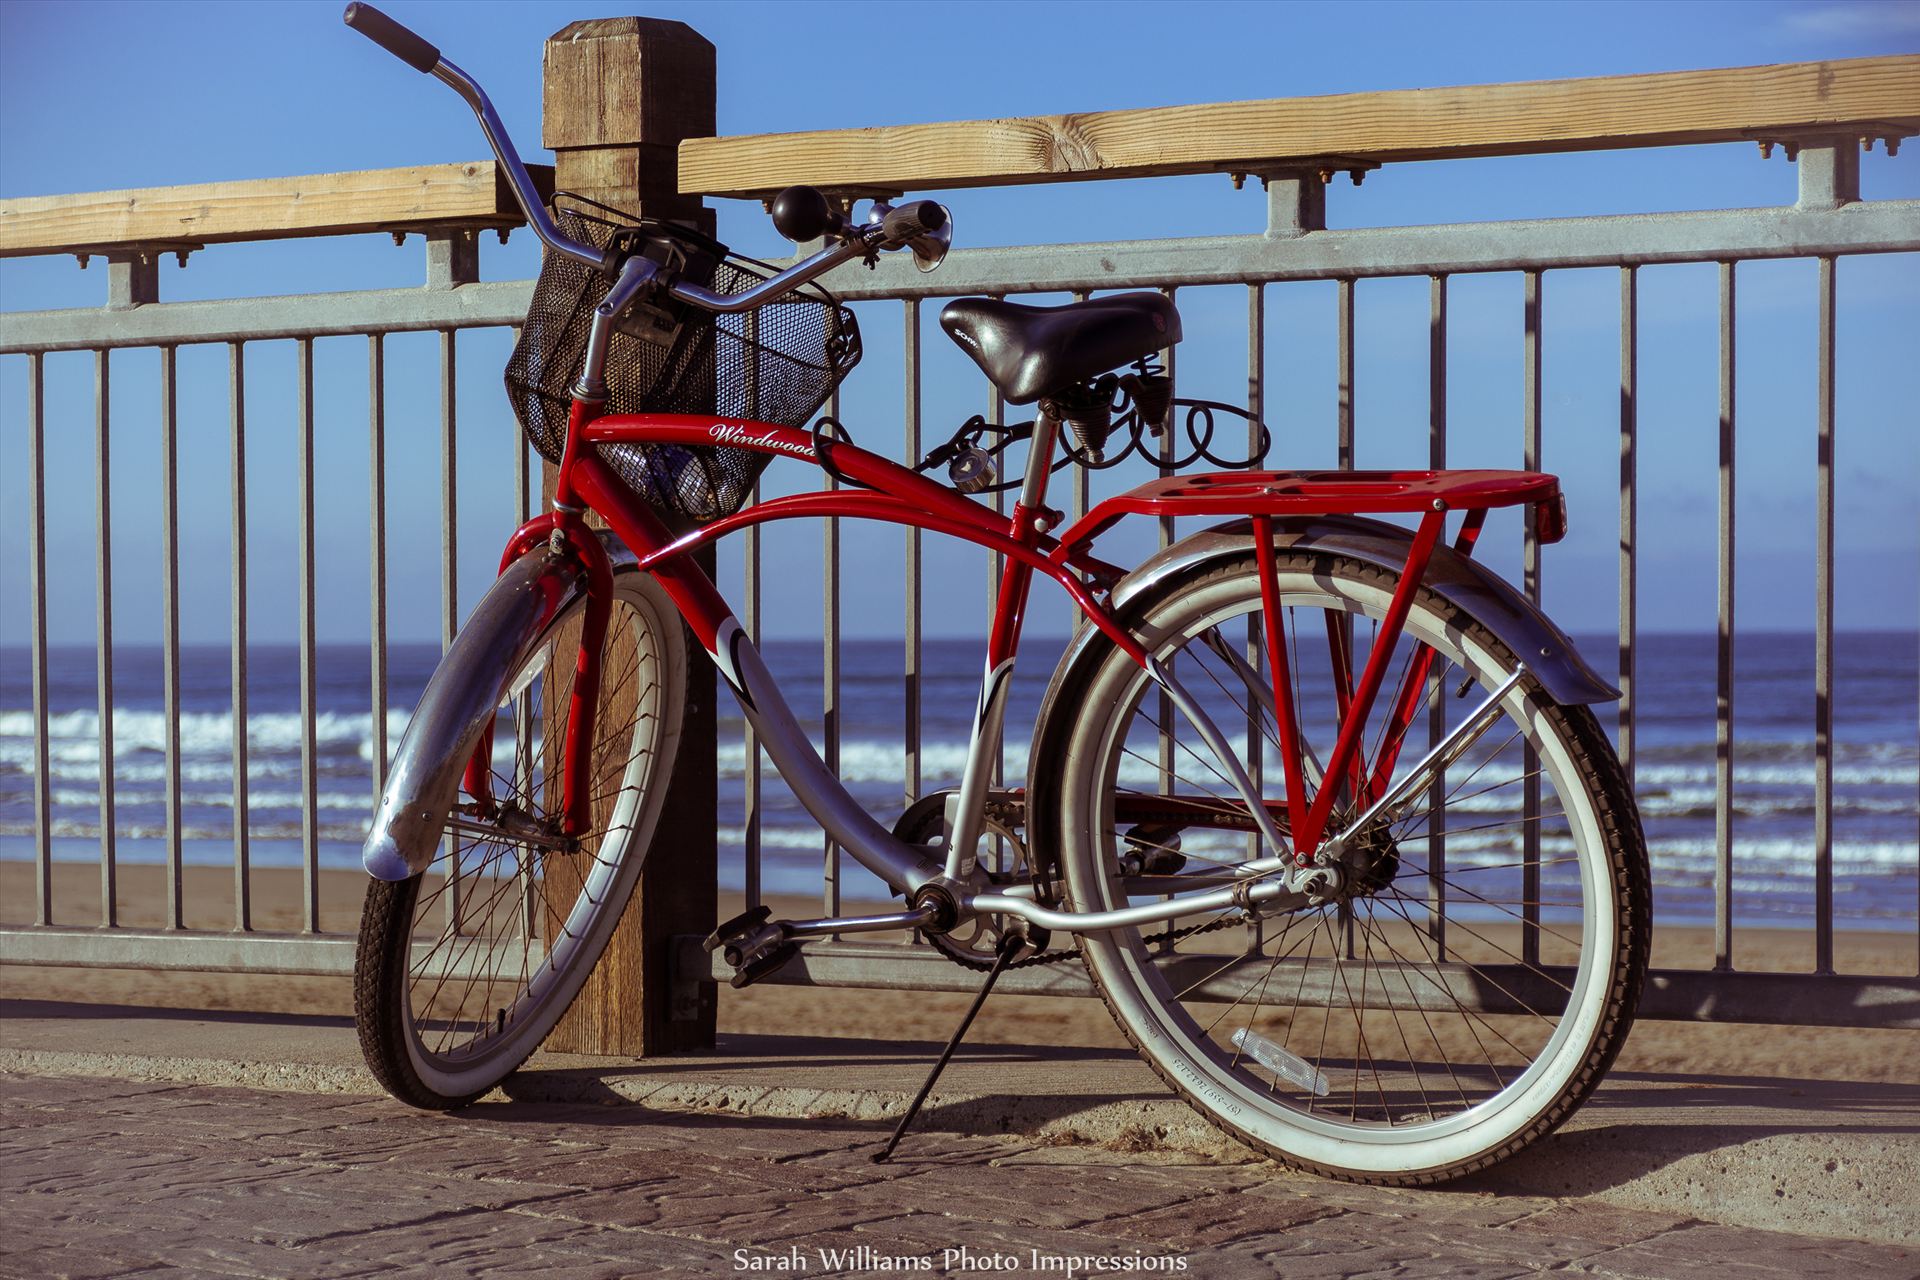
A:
[360,531,637,881]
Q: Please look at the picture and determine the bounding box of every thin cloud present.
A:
[1779,2,1920,38]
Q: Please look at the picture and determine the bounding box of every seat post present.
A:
[1016,408,1060,520]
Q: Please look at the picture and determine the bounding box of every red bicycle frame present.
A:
[483,401,1566,866]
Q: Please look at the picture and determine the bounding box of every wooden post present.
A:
[541,16,718,1056]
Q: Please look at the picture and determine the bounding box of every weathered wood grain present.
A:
[540,15,717,1060]
[0,161,549,257]
[679,55,1920,197]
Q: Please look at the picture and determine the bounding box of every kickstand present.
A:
[870,932,1023,1164]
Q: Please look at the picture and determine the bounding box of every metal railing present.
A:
[1,231,531,973]
[3,132,1917,1031]
[670,143,1920,1030]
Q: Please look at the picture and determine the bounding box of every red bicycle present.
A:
[344,4,1649,1184]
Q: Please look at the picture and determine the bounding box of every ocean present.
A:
[1,632,1914,928]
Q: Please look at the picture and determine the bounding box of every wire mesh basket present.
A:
[504,196,861,522]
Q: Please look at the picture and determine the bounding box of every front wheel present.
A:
[354,567,688,1108]
[1033,550,1648,1183]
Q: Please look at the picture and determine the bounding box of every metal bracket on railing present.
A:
[1750,125,1914,211]
[1232,159,1382,238]
[385,221,517,287]
[403,225,484,289]
[70,242,203,309]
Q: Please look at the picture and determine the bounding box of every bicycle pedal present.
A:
[704,904,772,953]
[728,941,799,989]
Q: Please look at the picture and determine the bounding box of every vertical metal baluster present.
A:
[1428,274,1449,955]
[441,329,460,934]
[824,381,842,920]
[28,353,51,925]
[298,337,320,934]
[1814,256,1836,976]
[985,293,1005,622]
[1715,262,1736,972]
[230,342,251,931]
[744,311,763,910]
[986,301,1006,812]
[1157,287,1177,804]
[1072,289,1091,635]
[369,335,389,802]
[1246,283,1265,953]
[1336,278,1358,955]
[1619,268,1638,789]
[440,332,458,641]
[510,332,534,941]
[904,301,923,817]
[94,349,115,927]
[1337,279,1355,471]
[1158,288,1178,944]
[1522,271,1543,968]
[744,492,762,910]
[161,346,183,929]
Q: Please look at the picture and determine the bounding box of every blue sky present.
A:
[1,0,1916,646]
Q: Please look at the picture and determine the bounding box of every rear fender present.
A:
[360,531,636,881]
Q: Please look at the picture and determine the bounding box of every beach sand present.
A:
[4,860,1915,1084]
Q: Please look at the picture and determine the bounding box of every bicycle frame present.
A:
[465,393,1574,934]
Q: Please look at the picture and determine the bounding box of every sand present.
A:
[4,859,1915,1084]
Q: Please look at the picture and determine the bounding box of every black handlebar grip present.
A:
[881,200,948,243]
[343,3,440,74]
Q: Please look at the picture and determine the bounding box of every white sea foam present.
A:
[0,708,411,767]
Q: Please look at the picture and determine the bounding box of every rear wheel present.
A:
[1034,550,1648,1182]
[355,568,687,1108]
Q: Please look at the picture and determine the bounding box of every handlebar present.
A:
[342,2,439,73]
[342,4,947,319]
[344,3,604,273]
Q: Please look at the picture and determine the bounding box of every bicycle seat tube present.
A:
[943,408,1062,884]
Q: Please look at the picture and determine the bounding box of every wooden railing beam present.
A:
[0,161,548,259]
[678,55,1920,198]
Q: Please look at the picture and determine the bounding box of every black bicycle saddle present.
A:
[940,292,1181,405]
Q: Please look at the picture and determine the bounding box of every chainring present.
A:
[893,791,1040,970]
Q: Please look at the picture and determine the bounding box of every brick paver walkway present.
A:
[3,1072,1914,1279]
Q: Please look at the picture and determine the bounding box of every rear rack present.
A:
[1055,468,1564,563]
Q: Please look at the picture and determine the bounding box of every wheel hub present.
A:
[1334,819,1401,899]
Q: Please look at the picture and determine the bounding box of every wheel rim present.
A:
[397,584,673,1094]
[1063,561,1622,1171]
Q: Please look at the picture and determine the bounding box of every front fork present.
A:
[460,505,614,838]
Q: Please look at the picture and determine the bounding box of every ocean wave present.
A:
[0,708,411,766]
[7,708,1914,791]
[46,787,373,813]
[1636,761,1918,789]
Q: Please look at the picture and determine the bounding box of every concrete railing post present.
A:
[541,16,718,1056]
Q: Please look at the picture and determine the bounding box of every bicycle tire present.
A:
[1030,549,1648,1183]
[355,567,688,1108]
